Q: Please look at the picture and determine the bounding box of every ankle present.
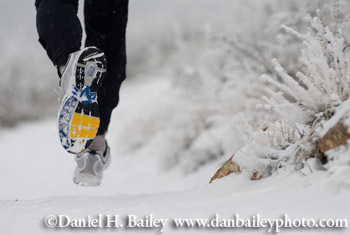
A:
[89,135,107,152]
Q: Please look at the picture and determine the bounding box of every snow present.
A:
[1,77,350,235]
[319,98,350,137]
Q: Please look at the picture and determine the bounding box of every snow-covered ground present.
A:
[1,77,350,235]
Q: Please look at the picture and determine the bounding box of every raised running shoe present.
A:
[58,47,107,154]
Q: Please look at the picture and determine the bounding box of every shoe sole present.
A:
[58,47,107,154]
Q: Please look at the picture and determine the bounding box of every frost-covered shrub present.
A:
[155,1,328,172]
[234,4,350,177]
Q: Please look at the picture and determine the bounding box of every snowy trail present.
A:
[1,78,350,235]
[1,172,349,235]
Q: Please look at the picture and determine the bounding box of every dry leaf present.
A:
[250,171,263,181]
[319,120,350,154]
[210,155,241,183]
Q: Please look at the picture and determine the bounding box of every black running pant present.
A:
[35,0,128,135]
